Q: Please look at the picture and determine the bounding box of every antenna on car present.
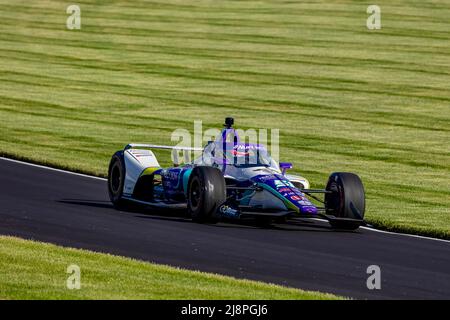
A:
[224,117,234,129]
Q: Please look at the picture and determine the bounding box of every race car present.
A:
[108,118,365,230]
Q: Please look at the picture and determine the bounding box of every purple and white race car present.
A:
[108,118,365,230]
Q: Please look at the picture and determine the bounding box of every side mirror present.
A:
[279,162,293,175]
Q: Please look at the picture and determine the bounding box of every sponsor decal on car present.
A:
[219,205,239,218]
[281,192,296,197]
[129,150,153,157]
[258,175,277,182]
[302,206,317,213]
[163,170,179,180]
[273,179,295,188]
[234,144,262,150]
[232,150,249,156]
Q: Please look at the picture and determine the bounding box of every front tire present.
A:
[187,166,226,223]
[325,172,365,230]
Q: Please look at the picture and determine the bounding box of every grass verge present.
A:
[0,236,341,300]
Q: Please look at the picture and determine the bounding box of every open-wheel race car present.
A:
[108,118,365,230]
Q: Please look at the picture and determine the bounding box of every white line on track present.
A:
[313,219,450,244]
[1,156,449,244]
[359,226,450,243]
[0,157,107,181]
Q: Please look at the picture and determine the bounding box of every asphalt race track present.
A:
[0,157,449,299]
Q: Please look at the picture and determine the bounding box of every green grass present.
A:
[0,236,340,299]
[0,0,449,239]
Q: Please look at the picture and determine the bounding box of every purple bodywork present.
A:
[202,127,319,215]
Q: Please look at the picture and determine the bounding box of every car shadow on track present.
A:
[57,198,192,224]
[57,199,115,209]
[131,210,350,234]
[57,198,357,234]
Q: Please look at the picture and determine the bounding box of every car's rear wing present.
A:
[125,143,203,151]
[124,144,203,165]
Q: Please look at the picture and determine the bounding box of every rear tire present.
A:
[108,151,130,210]
[187,166,226,223]
[325,172,365,230]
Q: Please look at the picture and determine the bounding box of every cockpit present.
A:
[201,141,280,172]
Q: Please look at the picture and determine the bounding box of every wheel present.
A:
[325,172,365,230]
[107,151,130,210]
[187,166,226,223]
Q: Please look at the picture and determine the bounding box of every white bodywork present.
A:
[123,149,160,196]
[285,174,310,189]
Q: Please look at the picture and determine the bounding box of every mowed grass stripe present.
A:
[2,30,449,76]
[1,105,446,172]
[3,6,450,42]
[4,0,448,21]
[0,61,449,139]
[1,61,445,138]
[21,0,450,25]
[1,22,449,66]
[1,46,449,108]
[0,94,447,162]
[1,71,449,137]
[1,100,449,174]
[2,14,450,53]
[3,6,448,56]
[3,23,450,59]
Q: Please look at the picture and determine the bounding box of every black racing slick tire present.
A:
[325,172,365,230]
[187,166,226,223]
[107,151,130,210]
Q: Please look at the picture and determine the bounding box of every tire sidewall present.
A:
[325,172,365,230]
[108,151,125,204]
[188,173,204,220]
[187,166,226,223]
